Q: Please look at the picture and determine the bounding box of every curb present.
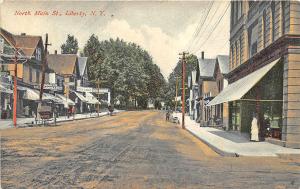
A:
[185,128,238,157]
[6,112,116,128]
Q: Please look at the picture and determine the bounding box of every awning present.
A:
[20,86,59,102]
[56,94,75,105]
[0,84,13,94]
[207,58,280,106]
[85,92,100,104]
[56,93,75,108]
[73,91,88,103]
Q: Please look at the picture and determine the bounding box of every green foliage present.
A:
[61,34,79,54]
[83,36,166,109]
[165,54,198,110]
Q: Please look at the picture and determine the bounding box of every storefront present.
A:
[0,83,13,119]
[208,58,283,140]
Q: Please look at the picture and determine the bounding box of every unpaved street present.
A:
[1,111,300,188]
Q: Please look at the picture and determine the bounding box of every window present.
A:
[263,10,267,48]
[0,38,4,54]
[29,67,33,82]
[281,1,286,35]
[36,71,40,84]
[248,21,258,57]
[36,48,42,61]
[271,2,275,42]
[237,1,242,20]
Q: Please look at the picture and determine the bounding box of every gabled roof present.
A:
[0,28,16,47]
[216,55,229,75]
[13,35,41,57]
[0,28,42,57]
[47,54,78,76]
[77,57,88,77]
[198,58,216,79]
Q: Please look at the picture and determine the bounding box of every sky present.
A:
[0,0,230,78]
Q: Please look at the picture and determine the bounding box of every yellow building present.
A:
[209,1,300,148]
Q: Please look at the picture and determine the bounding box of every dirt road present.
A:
[1,111,300,188]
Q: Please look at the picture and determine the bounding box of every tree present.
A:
[165,54,198,110]
[83,37,166,109]
[61,34,79,54]
[83,34,102,81]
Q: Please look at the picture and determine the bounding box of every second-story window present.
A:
[281,1,286,36]
[249,21,258,57]
[36,48,41,61]
[237,1,242,20]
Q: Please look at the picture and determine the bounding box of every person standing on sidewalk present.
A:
[72,106,76,120]
[251,113,259,141]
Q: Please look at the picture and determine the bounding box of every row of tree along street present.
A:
[0,29,168,124]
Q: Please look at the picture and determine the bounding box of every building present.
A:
[198,52,219,126]
[208,1,300,148]
[188,70,200,121]
[0,28,62,119]
[212,55,229,128]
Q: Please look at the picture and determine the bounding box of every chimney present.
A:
[201,51,204,59]
[54,50,57,54]
[21,33,26,36]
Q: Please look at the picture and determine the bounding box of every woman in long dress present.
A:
[251,116,259,141]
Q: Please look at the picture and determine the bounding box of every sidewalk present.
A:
[0,110,123,130]
[174,113,300,157]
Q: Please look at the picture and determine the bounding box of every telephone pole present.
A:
[12,48,18,127]
[175,76,179,112]
[179,52,188,129]
[39,33,51,101]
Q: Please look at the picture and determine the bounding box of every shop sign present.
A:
[77,86,109,94]
[34,84,63,91]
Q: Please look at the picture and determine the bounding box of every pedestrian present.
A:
[24,105,30,118]
[251,113,259,141]
[67,106,72,119]
[88,105,91,116]
[72,106,76,119]
[166,110,170,121]
[6,104,11,119]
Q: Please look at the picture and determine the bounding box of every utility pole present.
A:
[13,48,18,127]
[2,45,29,127]
[39,33,51,101]
[175,76,179,112]
[179,52,188,129]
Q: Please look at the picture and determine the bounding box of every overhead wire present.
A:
[189,2,222,53]
[193,2,230,55]
[186,1,214,52]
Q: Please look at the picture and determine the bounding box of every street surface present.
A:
[1,111,300,188]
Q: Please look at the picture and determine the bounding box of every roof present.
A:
[216,55,229,74]
[47,54,78,76]
[0,28,16,46]
[77,57,88,76]
[208,58,280,106]
[0,28,42,57]
[12,35,41,56]
[198,58,216,78]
